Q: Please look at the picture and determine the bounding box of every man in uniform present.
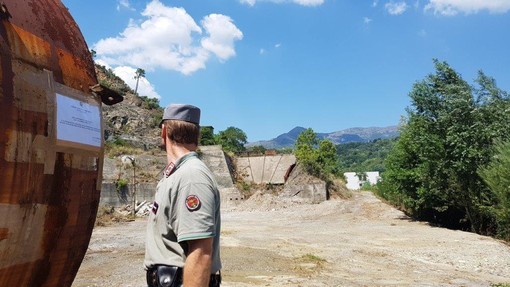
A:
[145,104,222,287]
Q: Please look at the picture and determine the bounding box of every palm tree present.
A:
[134,68,145,95]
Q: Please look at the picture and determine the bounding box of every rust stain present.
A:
[0,228,8,241]
[0,161,44,204]
[4,23,52,69]
[57,48,96,94]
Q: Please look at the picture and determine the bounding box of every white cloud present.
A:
[275,43,281,48]
[117,0,135,11]
[95,59,112,70]
[373,0,379,7]
[363,17,373,24]
[259,48,265,55]
[201,14,244,61]
[93,0,243,75]
[239,0,324,6]
[424,0,510,15]
[113,66,160,99]
[240,0,257,6]
[385,1,408,15]
[293,0,324,6]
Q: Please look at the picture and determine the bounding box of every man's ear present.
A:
[161,124,167,145]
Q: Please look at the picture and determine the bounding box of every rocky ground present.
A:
[73,191,510,287]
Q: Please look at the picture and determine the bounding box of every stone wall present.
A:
[100,182,156,207]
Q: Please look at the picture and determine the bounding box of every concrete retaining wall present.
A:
[237,154,296,184]
[281,164,327,204]
[282,181,327,204]
[100,182,156,207]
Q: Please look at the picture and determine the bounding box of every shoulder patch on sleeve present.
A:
[185,195,201,211]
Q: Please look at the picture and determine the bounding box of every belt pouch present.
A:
[156,265,182,287]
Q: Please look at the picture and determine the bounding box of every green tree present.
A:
[295,128,339,178]
[336,138,395,172]
[380,60,510,235]
[215,127,247,153]
[317,140,339,176]
[134,68,145,95]
[295,128,320,175]
[479,140,510,240]
[200,126,216,146]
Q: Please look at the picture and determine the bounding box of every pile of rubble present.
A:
[116,201,152,217]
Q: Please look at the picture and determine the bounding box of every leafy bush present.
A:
[479,140,510,240]
[380,60,510,236]
[115,178,129,193]
[215,126,247,153]
[139,95,161,110]
[337,138,395,173]
[294,128,340,179]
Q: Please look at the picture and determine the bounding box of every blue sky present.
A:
[62,0,510,142]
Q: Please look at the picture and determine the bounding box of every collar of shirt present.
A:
[164,152,198,178]
[174,152,197,169]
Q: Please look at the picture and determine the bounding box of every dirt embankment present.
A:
[73,191,510,287]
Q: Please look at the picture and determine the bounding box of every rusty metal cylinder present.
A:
[0,1,106,286]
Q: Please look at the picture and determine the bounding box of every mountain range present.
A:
[247,126,399,149]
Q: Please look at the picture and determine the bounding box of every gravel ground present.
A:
[73,191,510,287]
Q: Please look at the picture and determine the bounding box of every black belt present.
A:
[147,265,221,287]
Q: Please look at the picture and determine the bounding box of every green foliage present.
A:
[294,128,340,179]
[317,140,338,175]
[295,128,320,175]
[215,126,247,153]
[134,68,146,95]
[246,145,267,155]
[105,136,141,157]
[277,147,294,154]
[135,68,145,78]
[139,95,160,110]
[337,138,395,173]
[296,254,326,264]
[200,126,216,146]
[95,64,131,94]
[379,60,510,235]
[112,135,128,146]
[115,178,128,193]
[479,140,510,240]
[151,114,163,128]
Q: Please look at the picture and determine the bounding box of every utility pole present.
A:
[122,155,137,217]
[131,157,136,217]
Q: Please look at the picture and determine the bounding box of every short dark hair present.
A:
[164,119,200,146]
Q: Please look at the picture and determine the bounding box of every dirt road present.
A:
[73,191,510,287]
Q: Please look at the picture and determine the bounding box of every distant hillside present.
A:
[247,126,399,149]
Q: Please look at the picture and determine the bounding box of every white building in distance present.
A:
[344,172,380,190]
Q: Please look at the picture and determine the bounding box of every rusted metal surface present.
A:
[0,1,111,286]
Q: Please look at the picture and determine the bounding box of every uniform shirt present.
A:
[144,152,222,273]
